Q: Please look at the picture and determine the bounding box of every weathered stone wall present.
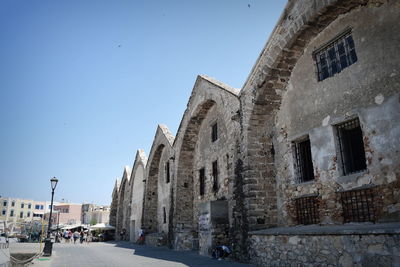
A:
[143,125,174,236]
[233,0,400,261]
[171,75,240,251]
[129,150,147,242]
[249,224,400,266]
[109,179,120,227]
[116,166,131,240]
[274,1,400,226]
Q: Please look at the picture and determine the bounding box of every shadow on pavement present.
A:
[107,241,254,267]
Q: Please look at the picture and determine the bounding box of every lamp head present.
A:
[50,177,58,190]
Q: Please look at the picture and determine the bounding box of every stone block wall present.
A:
[249,224,400,266]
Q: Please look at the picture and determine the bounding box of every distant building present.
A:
[0,197,35,224]
[51,203,82,225]
[82,204,110,225]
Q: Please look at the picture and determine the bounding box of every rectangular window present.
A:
[1,210,5,216]
[336,118,367,175]
[295,195,320,225]
[40,205,44,210]
[314,30,357,81]
[165,161,170,183]
[212,160,219,192]
[293,138,315,183]
[199,168,205,196]
[20,211,24,218]
[21,203,24,209]
[163,207,167,224]
[11,202,15,207]
[28,204,31,209]
[341,187,375,223]
[3,201,6,207]
[27,212,31,217]
[10,210,14,217]
[35,205,39,209]
[211,122,218,142]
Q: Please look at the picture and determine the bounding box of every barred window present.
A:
[336,118,367,175]
[295,195,320,225]
[314,30,357,81]
[340,187,375,223]
[293,137,315,183]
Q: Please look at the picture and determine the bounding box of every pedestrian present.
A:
[63,230,69,243]
[212,244,231,260]
[68,230,73,243]
[137,228,145,245]
[73,230,79,244]
[80,230,84,244]
[86,231,92,243]
[120,228,126,241]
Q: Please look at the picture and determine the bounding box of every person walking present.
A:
[137,228,145,245]
[80,230,84,244]
[73,230,79,244]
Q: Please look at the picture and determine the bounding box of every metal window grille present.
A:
[295,196,320,225]
[212,160,219,192]
[340,187,375,223]
[211,122,218,142]
[314,31,357,81]
[336,118,367,175]
[199,168,205,196]
[294,138,315,183]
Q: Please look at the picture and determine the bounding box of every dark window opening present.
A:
[3,201,6,207]
[294,138,315,183]
[212,160,219,192]
[1,210,5,216]
[341,187,375,223]
[163,207,167,224]
[199,168,205,196]
[10,210,14,217]
[211,122,218,142]
[336,118,367,175]
[11,202,15,207]
[165,161,170,183]
[21,203,24,209]
[20,211,23,218]
[295,196,320,225]
[314,31,357,81]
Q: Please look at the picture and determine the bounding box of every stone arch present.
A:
[235,0,373,259]
[129,149,147,242]
[116,166,131,240]
[143,144,164,232]
[172,75,240,250]
[109,179,121,227]
[174,99,216,231]
[143,125,174,235]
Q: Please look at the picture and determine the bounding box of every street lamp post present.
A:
[43,177,58,257]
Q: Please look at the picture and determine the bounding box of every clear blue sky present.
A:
[0,0,287,205]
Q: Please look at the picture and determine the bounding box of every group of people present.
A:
[61,229,92,244]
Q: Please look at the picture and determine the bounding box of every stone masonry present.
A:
[109,0,400,265]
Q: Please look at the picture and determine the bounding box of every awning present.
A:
[89,223,115,230]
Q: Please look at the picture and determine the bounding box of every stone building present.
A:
[129,149,147,242]
[115,166,131,240]
[110,0,400,265]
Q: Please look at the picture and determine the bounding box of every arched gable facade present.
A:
[115,166,131,240]
[109,179,121,227]
[172,75,240,253]
[237,0,400,264]
[129,149,147,242]
[142,125,174,237]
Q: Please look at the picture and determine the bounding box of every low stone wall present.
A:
[249,223,400,267]
[145,233,167,247]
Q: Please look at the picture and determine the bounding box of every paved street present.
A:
[18,242,255,267]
